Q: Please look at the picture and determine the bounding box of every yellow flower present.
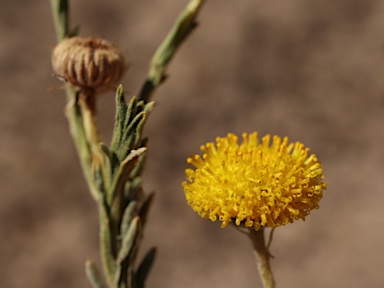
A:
[182,132,326,230]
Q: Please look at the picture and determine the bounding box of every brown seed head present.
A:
[51,37,126,92]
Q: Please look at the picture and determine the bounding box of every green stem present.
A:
[249,228,276,288]
[138,0,207,103]
[50,0,101,201]
[64,91,101,201]
[50,0,69,42]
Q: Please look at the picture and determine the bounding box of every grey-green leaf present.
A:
[85,260,106,288]
[116,216,141,265]
[99,202,116,286]
[120,201,139,237]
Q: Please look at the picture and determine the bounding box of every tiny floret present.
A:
[51,36,126,92]
[182,132,327,230]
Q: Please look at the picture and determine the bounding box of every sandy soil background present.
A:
[1,0,384,287]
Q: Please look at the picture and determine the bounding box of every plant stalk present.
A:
[50,0,69,42]
[50,0,209,286]
[249,228,276,288]
[138,0,207,103]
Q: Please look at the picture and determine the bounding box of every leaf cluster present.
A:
[87,87,156,288]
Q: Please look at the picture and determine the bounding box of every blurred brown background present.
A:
[1,0,383,287]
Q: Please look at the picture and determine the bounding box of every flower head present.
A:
[182,132,326,230]
[51,37,126,92]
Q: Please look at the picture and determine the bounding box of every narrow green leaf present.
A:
[109,148,147,250]
[109,147,147,205]
[144,101,155,115]
[121,112,146,149]
[112,260,123,288]
[124,96,139,132]
[85,260,106,288]
[120,201,138,237]
[111,85,128,150]
[116,216,141,264]
[99,202,116,286]
[98,143,113,189]
[136,247,157,288]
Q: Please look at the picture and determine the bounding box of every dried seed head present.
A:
[51,37,126,92]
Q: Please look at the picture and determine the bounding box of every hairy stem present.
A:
[138,0,207,103]
[50,0,69,42]
[249,228,276,288]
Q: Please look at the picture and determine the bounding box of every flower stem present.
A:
[249,228,276,288]
[50,0,69,42]
[138,0,207,103]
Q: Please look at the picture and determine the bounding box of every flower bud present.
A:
[51,37,126,92]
